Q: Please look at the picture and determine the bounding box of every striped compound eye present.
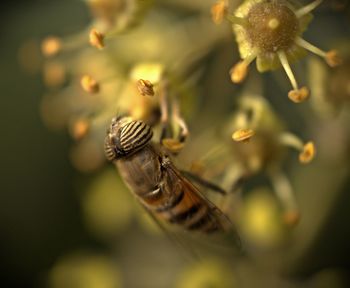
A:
[119,120,153,154]
[104,134,117,161]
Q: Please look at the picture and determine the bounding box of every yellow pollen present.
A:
[288,87,310,103]
[89,28,105,50]
[211,1,228,25]
[268,18,280,29]
[137,79,154,97]
[232,128,255,142]
[299,141,316,164]
[162,138,185,153]
[41,36,62,57]
[81,75,100,93]
[230,61,249,83]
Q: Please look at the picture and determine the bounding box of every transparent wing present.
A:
[165,161,242,251]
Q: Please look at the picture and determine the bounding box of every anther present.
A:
[288,87,310,103]
[41,36,62,57]
[230,54,256,84]
[230,61,249,83]
[299,141,316,164]
[232,128,255,142]
[89,28,105,50]
[278,50,310,102]
[81,75,100,93]
[296,37,342,67]
[325,50,343,67]
[211,0,228,25]
[295,0,323,18]
[137,79,155,97]
[279,133,316,164]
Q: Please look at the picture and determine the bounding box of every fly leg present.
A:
[180,170,227,195]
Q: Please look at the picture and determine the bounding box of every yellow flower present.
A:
[229,0,341,102]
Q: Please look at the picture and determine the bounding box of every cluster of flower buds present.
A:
[38,0,347,237]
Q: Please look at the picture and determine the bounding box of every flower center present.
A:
[246,2,299,53]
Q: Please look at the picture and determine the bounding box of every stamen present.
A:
[296,37,326,58]
[230,54,256,83]
[41,36,62,57]
[279,133,316,164]
[296,38,342,67]
[325,50,343,67]
[137,79,154,97]
[288,87,310,103]
[299,141,316,164]
[295,0,323,18]
[269,170,299,226]
[158,80,168,125]
[232,128,255,142]
[279,132,304,150]
[81,75,100,93]
[89,28,105,50]
[172,98,189,143]
[211,0,228,25]
[278,50,309,103]
[221,163,246,194]
[277,50,298,91]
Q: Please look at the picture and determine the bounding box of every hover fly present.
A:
[104,116,239,235]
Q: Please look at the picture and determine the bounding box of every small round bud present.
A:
[232,128,255,142]
[211,1,228,25]
[325,50,343,67]
[137,79,154,97]
[230,61,248,83]
[288,87,310,103]
[299,141,316,164]
[81,75,100,93]
[89,28,105,50]
[41,36,62,57]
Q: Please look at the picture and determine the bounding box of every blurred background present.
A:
[1,0,350,287]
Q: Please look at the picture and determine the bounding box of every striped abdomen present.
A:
[139,163,227,234]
